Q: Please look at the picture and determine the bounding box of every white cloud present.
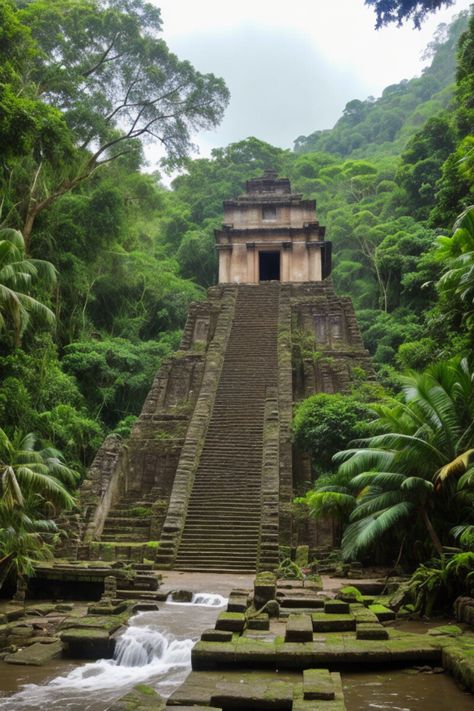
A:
[147,0,472,165]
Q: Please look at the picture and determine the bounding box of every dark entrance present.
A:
[259,251,280,281]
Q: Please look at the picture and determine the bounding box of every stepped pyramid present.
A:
[68,172,372,571]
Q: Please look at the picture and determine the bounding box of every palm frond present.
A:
[435,450,474,490]
[342,501,414,559]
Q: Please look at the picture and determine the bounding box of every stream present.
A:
[0,593,226,711]
[0,593,472,711]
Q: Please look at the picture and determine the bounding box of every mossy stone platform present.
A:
[167,670,345,710]
[192,630,443,671]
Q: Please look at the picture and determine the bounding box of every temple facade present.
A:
[215,170,332,284]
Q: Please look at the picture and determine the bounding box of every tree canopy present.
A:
[1,0,229,243]
[365,0,454,28]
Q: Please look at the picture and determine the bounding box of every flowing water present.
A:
[343,669,474,710]
[0,593,226,711]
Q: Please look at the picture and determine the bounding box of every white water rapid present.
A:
[166,592,227,607]
[0,594,227,711]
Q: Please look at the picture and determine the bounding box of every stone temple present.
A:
[69,172,372,571]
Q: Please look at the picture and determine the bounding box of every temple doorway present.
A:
[259,251,280,281]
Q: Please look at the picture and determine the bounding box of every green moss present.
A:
[133,684,156,696]
[340,586,363,601]
[428,625,463,637]
[129,506,151,518]
[255,571,277,584]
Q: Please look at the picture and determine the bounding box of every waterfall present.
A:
[0,613,194,710]
[166,592,227,607]
[0,599,225,710]
[113,624,193,668]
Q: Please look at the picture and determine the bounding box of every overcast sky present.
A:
[151,0,472,160]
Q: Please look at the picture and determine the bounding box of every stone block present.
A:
[285,614,313,642]
[247,614,270,631]
[312,613,356,633]
[350,604,378,623]
[356,623,389,640]
[108,683,166,711]
[324,600,349,614]
[303,668,335,700]
[369,604,396,622]
[4,641,63,666]
[201,629,233,642]
[280,596,324,609]
[215,612,245,633]
[254,571,277,608]
[60,627,115,659]
[227,594,248,613]
[210,679,293,710]
[292,701,345,711]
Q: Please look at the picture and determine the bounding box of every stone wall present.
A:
[72,286,237,557]
[287,280,373,548]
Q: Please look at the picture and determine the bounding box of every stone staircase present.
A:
[100,489,160,543]
[174,283,280,571]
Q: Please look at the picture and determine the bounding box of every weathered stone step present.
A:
[100,534,150,542]
[105,516,151,528]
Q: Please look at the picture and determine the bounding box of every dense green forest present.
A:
[1,0,473,580]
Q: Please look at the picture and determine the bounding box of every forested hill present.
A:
[294,12,468,158]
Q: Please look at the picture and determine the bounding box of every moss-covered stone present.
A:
[285,614,313,642]
[247,613,270,631]
[369,604,396,622]
[215,612,245,633]
[108,684,166,710]
[337,586,363,603]
[312,613,356,633]
[60,626,115,659]
[303,668,334,700]
[254,571,277,608]
[324,600,350,615]
[4,641,63,666]
[356,623,389,640]
[201,629,233,642]
[227,594,248,613]
[428,625,463,637]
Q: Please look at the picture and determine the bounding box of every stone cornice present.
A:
[215,224,326,239]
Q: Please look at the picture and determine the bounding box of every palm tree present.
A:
[436,206,474,317]
[0,228,56,346]
[0,429,78,589]
[335,358,474,560]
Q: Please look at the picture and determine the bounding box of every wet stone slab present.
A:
[4,640,63,666]
[303,668,335,700]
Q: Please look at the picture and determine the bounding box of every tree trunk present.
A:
[0,553,15,591]
[419,506,444,558]
[22,210,36,253]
